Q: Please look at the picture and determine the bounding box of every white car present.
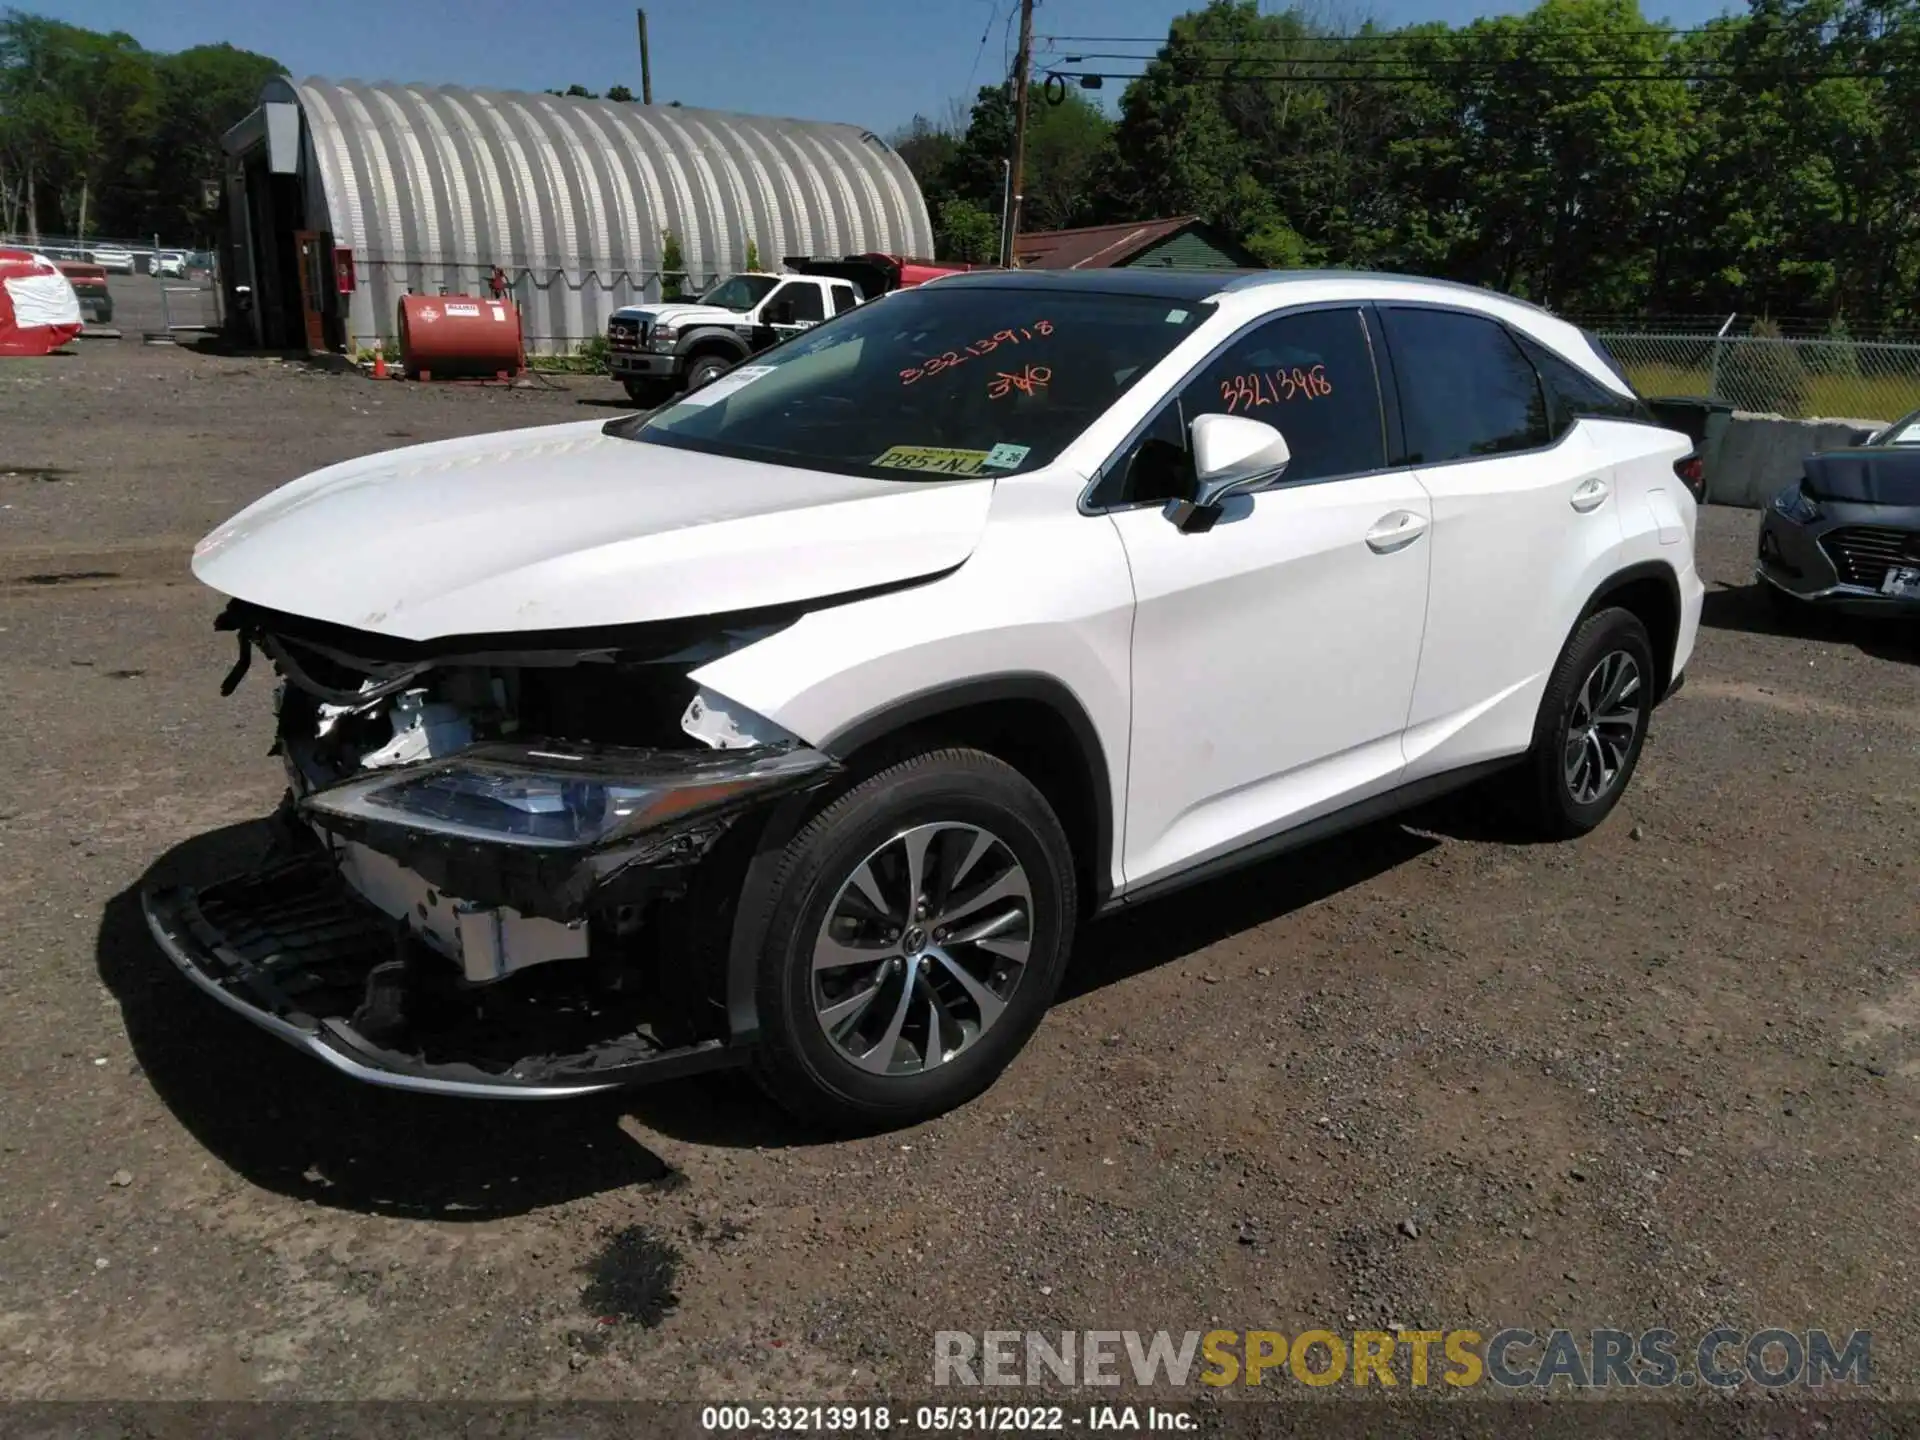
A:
[155,251,188,278]
[87,247,135,274]
[150,269,1703,1128]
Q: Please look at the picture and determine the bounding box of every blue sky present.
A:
[42,0,1737,133]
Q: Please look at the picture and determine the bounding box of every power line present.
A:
[1044,65,1900,84]
[1046,50,1899,71]
[962,1,1003,99]
[1039,26,1734,44]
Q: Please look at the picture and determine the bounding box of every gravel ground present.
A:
[1,342,1916,1404]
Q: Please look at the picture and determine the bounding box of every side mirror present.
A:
[1169,414,1291,533]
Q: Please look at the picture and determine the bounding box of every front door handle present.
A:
[1571,475,1611,512]
[1365,510,1429,553]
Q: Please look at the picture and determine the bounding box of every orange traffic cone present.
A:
[371,343,388,380]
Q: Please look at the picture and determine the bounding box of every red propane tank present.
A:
[396,293,524,379]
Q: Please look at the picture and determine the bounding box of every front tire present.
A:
[684,354,732,392]
[1512,607,1655,840]
[622,377,673,408]
[747,749,1076,1132]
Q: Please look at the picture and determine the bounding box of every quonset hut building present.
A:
[219,76,934,354]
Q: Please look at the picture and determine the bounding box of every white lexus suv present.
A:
[150,269,1703,1130]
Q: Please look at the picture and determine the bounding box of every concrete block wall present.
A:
[1703,412,1887,508]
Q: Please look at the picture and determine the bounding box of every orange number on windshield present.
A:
[901,320,1055,385]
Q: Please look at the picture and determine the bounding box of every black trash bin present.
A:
[1645,395,1735,504]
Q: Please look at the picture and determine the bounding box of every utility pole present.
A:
[998,0,1035,268]
[637,8,654,105]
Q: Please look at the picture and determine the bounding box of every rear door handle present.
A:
[1571,476,1611,512]
[1365,510,1429,553]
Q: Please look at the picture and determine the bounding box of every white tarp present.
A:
[3,260,82,329]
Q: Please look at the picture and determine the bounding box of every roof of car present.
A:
[927,265,1557,316]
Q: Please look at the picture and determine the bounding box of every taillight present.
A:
[1674,456,1703,484]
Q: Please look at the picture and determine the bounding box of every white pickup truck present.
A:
[604,271,858,407]
[605,253,982,406]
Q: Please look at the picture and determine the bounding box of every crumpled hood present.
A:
[192,419,993,640]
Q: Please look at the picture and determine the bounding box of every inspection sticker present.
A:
[873,445,993,476]
[675,364,777,408]
[982,443,1031,470]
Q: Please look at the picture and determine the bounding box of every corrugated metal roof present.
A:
[1013,216,1203,270]
[268,76,934,350]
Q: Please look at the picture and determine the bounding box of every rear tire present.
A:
[746,748,1076,1132]
[1511,607,1655,840]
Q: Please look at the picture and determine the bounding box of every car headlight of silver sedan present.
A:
[303,741,832,850]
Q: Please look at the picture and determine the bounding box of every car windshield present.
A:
[1875,410,1920,445]
[696,275,779,312]
[632,285,1214,480]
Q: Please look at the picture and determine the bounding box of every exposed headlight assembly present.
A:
[1773,480,1821,524]
[302,740,832,850]
[650,325,679,352]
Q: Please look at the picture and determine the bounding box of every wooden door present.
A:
[293,229,327,352]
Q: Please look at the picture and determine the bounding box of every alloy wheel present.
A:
[1563,649,1643,805]
[811,822,1035,1076]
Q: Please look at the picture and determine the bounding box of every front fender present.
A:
[688,474,1136,897]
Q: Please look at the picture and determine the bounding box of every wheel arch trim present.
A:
[813,672,1118,908]
[1577,559,1684,696]
[719,674,1117,1051]
[675,327,751,360]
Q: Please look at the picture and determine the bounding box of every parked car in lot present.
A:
[151,268,1702,1128]
[1757,404,1920,613]
[54,261,113,324]
[86,247,135,274]
[155,251,187,278]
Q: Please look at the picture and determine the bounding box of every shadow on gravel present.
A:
[1702,580,1920,666]
[1061,819,1440,1002]
[97,819,677,1221]
[621,817,1451,1152]
[106,813,1458,1164]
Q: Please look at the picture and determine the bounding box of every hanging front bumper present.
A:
[141,856,742,1099]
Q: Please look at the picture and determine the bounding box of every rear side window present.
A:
[1515,331,1653,427]
[1380,307,1551,463]
[832,284,860,314]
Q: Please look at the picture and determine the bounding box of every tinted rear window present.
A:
[1380,307,1551,463]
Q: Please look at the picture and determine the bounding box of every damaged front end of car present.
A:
[141,599,839,1097]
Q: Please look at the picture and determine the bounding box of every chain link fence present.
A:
[1588,326,1920,423]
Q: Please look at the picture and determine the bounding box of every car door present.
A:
[763,281,826,343]
[1375,305,1626,782]
[1098,304,1434,890]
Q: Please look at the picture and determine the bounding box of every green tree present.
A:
[661,227,685,298]
[1020,89,1111,232]
[935,197,999,262]
[745,237,760,270]
[943,84,1016,213]
[889,113,959,205]
[605,84,634,102]
[147,42,284,243]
